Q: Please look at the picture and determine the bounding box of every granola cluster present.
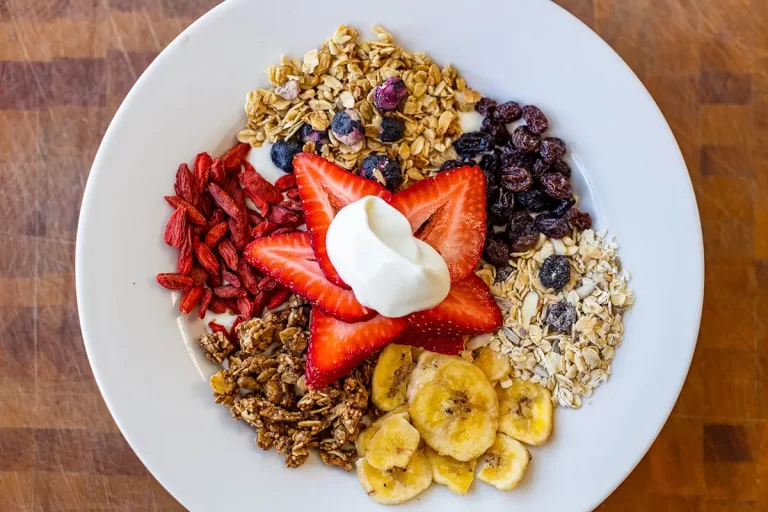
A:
[204,296,376,470]
[238,25,480,187]
[471,228,634,409]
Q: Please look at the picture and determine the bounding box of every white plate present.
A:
[76,0,704,510]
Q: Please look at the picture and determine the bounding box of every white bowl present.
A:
[76,0,704,510]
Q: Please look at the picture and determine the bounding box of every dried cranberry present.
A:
[534,213,571,239]
[481,117,510,146]
[539,137,566,163]
[500,165,533,192]
[475,97,498,116]
[522,105,549,134]
[546,300,577,332]
[516,188,548,212]
[440,159,467,172]
[453,131,494,159]
[489,188,515,224]
[566,208,593,231]
[511,126,540,153]
[483,236,510,266]
[551,160,571,178]
[508,211,538,252]
[493,101,523,124]
[379,117,404,142]
[373,77,407,112]
[539,254,570,290]
[540,172,572,199]
[550,196,575,217]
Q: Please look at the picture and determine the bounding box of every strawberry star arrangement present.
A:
[244,153,502,389]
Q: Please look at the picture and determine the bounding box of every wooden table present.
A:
[0,0,763,510]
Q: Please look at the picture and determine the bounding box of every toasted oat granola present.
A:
[469,229,634,409]
[207,296,376,470]
[238,25,480,188]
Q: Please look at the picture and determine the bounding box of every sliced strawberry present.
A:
[294,153,392,289]
[393,330,465,355]
[388,166,486,283]
[244,232,375,322]
[407,273,502,337]
[306,310,408,389]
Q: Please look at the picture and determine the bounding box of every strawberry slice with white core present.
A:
[244,232,375,322]
[388,166,487,283]
[294,153,392,289]
[407,273,502,337]
[306,310,408,389]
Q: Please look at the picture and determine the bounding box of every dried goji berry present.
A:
[194,152,213,191]
[177,225,193,274]
[259,276,278,291]
[267,287,290,309]
[229,316,245,341]
[217,238,239,270]
[248,193,269,216]
[163,206,187,247]
[247,211,264,227]
[213,285,247,298]
[271,227,296,236]
[240,162,283,204]
[278,199,303,212]
[192,237,219,275]
[266,205,302,227]
[204,222,228,247]
[156,273,194,290]
[250,220,277,238]
[252,290,267,317]
[209,298,227,314]
[189,266,208,285]
[286,188,301,200]
[174,163,199,206]
[237,296,254,319]
[222,269,241,288]
[165,196,207,225]
[228,214,250,250]
[179,284,204,314]
[275,174,297,191]
[198,193,213,218]
[237,259,260,294]
[207,183,242,220]
[224,298,240,315]
[198,288,213,319]
[221,142,250,171]
[208,320,232,341]
[209,273,223,288]
[210,158,226,186]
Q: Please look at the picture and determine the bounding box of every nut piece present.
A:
[199,332,234,363]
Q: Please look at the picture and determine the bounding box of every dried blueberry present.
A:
[373,77,408,112]
[475,97,498,116]
[492,101,523,124]
[453,131,494,159]
[508,211,538,252]
[539,254,570,290]
[551,160,571,178]
[539,137,566,163]
[360,155,400,191]
[546,300,577,332]
[534,213,571,239]
[440,159,467,172]
[379,117,404,143]
[539,172,572,199]
[550,196,576,217]
[522,105,549,134]
[270,139,303,173]
[566,208,593,231]
[483,236,510,266]
[481,117,510,146]
[516,188,548,212]
[500,166,533,193]
[489,188,515,225]
[300,124,330,147]
[495,266,514,283]
[331,109,365,145]
[511,126,541,153]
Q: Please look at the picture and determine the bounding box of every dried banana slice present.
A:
[372,344,413,412]
[356,448,433,505]
[355,405,409,458]
[473,347,512,382]
[477,433,531,491]
[497,379,553,446]
[365,415,421,470]
[424,446,476,495]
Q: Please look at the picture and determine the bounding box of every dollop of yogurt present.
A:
[326,196,450,318]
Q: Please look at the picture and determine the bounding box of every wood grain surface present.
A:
[0,0,763,510]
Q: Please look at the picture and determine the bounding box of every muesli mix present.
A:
[154,26,633,504]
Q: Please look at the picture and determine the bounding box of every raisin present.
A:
[489,188,515,225]
[493,101,523,124]
[551,160,572,178]
[539,137,566,163]
[440,159,467,172]
[501,147,534,170]
[508,211,538,252]
[475,97,498,116]
[500,165,533,192]
[480,150,503,175]
[453,131,494,159]
[566,208,593,231]
[546,300,577,332]
[511,126,540,153]
[540,172,573,199]
[539,255,570,290]
[516,188,548,212]
[495,266,514,283]
[550,196,575,217]
[481,117,510,146]
[522,105,549,134]
[483,236,510,266]
[534,213,571,239]
[532,157,551,176]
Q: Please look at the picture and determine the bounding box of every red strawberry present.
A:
[306,310,408,389]
[407,273,502,336]
[393,330,465,355]
[294,153,392,289]
[388,166,486,283]
[244,232,375,322]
